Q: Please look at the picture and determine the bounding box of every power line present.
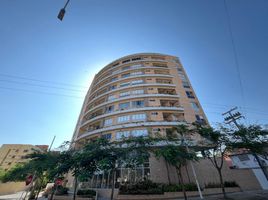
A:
[223,0,248,122]
[0,86,84,99]
[0,79,86,93]
[0,73,87,89]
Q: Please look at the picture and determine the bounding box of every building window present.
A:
[102,133,112,140]
[132,80,143,85]
[132,57,141,61]
[131,64,142,69]
[191,102,199,112]
[119,102,130,110]
[120,91,131,97]
[122,73,130,78]
[108,95,116,101]
[122,59,130,63]
[118,115,131,123]
[120,82,130,87]
[109,85,117,90]
[186,91,195,99]
[131,129,148,137]
[151,112,158,115]
[122,66,130,70]
[106,105,114,113]
[111,77,118,82]
[132,113,146,121]
[148,88,154,90]
[131,71,143,76]
[116,131,130,140]
[195,115,205,124]
[132,100,144,108]
[132,89,144,95]
[104,118,113,126]
[182,81,190,88]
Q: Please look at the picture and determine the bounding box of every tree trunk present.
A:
[165,159,171,184]
[49,184,57,200]
[176,167,187,200]
[72,176,78,200]
[253,153,268,181]
[185,164,191,183]
[110,169,116,200]
[217,168,227,199]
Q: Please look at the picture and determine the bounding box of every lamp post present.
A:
[57,0,71,21]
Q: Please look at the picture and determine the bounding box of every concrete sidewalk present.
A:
[186,190,268,200]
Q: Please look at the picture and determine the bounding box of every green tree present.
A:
[230,125,268,180]
[195,124,230,199]
[154,125,198,200]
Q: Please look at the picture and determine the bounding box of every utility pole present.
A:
[222,108,268,181]
[222,107,242,129]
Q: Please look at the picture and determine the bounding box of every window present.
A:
[132,100,144,108]
[119,102,130,110]
[131,71,143,76]
[148,88,154,90]
[131,129,148,137]
[104,118,113,126]
[132,57,141,61]
[122,59,130,63]
[122,73,130,78]
[106,105,114,113]
[195,115,205,123]
[116,131,130,140]
[122,66,130,70]
[132,113,146,121]
[120,82,130,87]
[111,77,118,82]
[109,85,117,90]
[108,95,116,101]
[182,81,190,88]
[102,133,112,140]
[120,91,130,97]
[191,102,199,112]
[186,91,195,99]
[132,89,144,95]
[132,80,143,85]
[238,154,250,161]
[118,115,130,123]
[151,112,158,115]
[131,64,142,69]
[113,62,119,67]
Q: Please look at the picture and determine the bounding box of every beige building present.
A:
[73,53,207,143]
[70,53,210,186]
[0,144,48,171]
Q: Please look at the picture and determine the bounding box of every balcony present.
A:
[156,78,173,84]
[158,88,177,95]
[163,112,184,122]
[160,100,180,107]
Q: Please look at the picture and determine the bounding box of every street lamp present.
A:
[57,0,71,21]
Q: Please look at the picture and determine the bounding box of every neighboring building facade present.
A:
[0,144,48,171]
[70,53,209,187]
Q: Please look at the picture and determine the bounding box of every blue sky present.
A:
[0,0,267,148]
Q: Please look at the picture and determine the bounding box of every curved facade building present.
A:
[71,53,208,186]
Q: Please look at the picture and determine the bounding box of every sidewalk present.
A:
[186,190,268,200]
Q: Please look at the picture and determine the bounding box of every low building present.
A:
[0,144,48,171]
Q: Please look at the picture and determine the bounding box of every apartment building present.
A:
[0,144,48,171]
[71,53,208,187]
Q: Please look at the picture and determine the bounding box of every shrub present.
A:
[162,183,197,192]
[224,181,239,187]
[77,189,96,197]
[119,180,163,195]
[55,185,69,195]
